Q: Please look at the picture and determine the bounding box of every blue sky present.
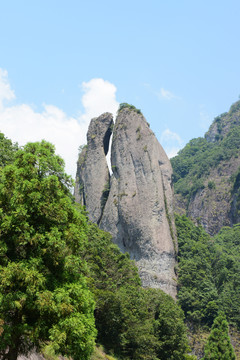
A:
[0,0,240,177]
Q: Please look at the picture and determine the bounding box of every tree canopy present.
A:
[176,214,240,330]
[0,138,193,360]
[82,222,191,360]
[0,132,18,169]
[171,113,240,199]
[0,141,96,360]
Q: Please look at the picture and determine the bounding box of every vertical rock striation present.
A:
[75,106,177,297]
[74,112,113,224]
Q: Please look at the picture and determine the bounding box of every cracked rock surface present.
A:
[74,112,113,224]
[75,108,177,297]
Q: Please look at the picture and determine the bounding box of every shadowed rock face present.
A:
[75,107,177,297]
[74,112,113,224]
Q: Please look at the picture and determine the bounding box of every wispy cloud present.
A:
[158,88,177,100]
[160,128,183,158]
[0,69,15,110]
[143,83,178,101]
[0,69,119,178]
[199,106,212,131]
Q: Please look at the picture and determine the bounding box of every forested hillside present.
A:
[171,100,240,358]
[175,215,240,358]
[171,100,240,235]
[0,133,192,360]
[1,100,240,359]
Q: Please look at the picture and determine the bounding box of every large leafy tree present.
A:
[94,285,191,359]
[202,312,236,359]
[0,132,18,168]
[0,141,96,360]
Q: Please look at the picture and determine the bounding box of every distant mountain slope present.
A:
[171,100,240,235]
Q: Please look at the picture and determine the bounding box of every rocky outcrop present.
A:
[75,106,177,297]
[183,155,240,235]
[74,113,113,224]
[173,100,240,235]
[205,101,240,143]
[18,352,45,360]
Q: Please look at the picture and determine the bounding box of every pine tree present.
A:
[202,312,236,359]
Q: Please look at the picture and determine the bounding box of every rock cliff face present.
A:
[172,100,240,235]
[18,352,45,360]
[75,113,113,224]
[174,156,240,235]
[75,106,177,297]
[205,101,240,143]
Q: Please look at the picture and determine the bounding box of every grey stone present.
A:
[175,100,240,235]
[74,112,113,224]
[18,352,45,360]
[75,107,177,297]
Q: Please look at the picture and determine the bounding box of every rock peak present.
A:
[74,112,113,224]
[75,107,177,297]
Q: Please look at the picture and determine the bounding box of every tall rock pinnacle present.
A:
[74,112,113,224]
[75,106,177,297]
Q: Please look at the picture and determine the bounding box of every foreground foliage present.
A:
[0,132,18,169]
[0,141,96,360]
[82,223,191,360]
[0,135,193,359]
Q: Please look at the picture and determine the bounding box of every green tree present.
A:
[81,221,192,359]
[94,285,191,360]
[202,312,236,359]
[176,215,218,326]
[171,101,240,199]
[149,289,191,360]
[176,215,240,330]
[0,141,96,360]
[0,132,18,168]
[118,103,142,114]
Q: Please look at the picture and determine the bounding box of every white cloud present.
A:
[0,69,15,110]
[143,83,178,101]
[158,88,176,101]
[160,128,183,158]
[81,78,118,120]
[160,128,182,144]
[0,70,119,178]
[165,147,181,158]
[199,108,212,131]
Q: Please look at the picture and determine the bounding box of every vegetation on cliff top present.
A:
[171,100,240,200]
[118,103,142,115]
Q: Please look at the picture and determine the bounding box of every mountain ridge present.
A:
[171,99,240,235]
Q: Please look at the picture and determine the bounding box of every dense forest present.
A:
[1,100,240,359]
[170,100,240,358]
[171,100,240,200]
[0,135,192,360]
